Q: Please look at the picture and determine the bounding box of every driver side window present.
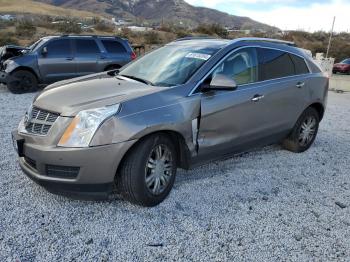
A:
[212,47,258,86]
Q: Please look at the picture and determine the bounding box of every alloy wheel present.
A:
[145,144,173,195]
[298,115,317,146]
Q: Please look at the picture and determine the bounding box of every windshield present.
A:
[27,39,43,52]
[119,45,219,87]
[341,59,350,64]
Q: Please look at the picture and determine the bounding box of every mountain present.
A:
[35,0,277,31]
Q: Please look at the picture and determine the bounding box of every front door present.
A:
[197,47,269,157]
[38,38,76,83]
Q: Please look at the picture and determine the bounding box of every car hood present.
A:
[33,73,165,117]
[0,45,30,69]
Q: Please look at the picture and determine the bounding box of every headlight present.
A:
[58,104,120,148]
[4,60,17,72]
[18,103,33,133]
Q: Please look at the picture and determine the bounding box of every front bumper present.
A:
[333,68,350,73]
[12,130,137,199]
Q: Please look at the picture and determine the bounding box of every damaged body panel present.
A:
[0,45,28,68]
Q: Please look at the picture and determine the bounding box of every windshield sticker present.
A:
[185,53,211,61]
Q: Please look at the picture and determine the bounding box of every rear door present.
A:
[37,38,76,83]
[255,48,310,132]
[73,38,101,76]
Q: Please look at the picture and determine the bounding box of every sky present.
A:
[185,0,349,32]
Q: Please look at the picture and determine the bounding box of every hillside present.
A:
[35,0,277,31]
[0,0,102,18]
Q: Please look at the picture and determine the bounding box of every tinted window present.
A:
[258,48,294,81]
[75,39,100,55]
[46,39,71,57]
[102,40,127,54]
[341,59,350,64]
[290,54,309,75]
[212,47,258,85]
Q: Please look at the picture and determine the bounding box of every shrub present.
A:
[15,21,36,38]
[55,21,82,34]
[195,23,228,38]
[95,21,114,33]
[116,28,134,39]
[0,32,18,46]
[144,31,162,45]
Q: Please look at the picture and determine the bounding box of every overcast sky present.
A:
[185,0,348,32]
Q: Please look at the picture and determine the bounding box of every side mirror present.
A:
[209,74,237,90]
[41,47,48,57]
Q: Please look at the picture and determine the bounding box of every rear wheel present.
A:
[282,107,320,153]
[7,70,38,94]
[118,134,177,207]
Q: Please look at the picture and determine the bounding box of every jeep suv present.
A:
[0,35,136,93]
[12,37,328,206]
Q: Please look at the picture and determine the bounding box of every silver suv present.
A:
[1,35,135,93]
[12,37,329,206]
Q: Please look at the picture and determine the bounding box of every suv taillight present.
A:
[131,51,137,60]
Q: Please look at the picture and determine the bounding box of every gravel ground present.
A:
[0,88,350,261]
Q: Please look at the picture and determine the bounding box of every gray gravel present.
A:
[0,89,350,261]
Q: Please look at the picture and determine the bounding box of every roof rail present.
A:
[234,37,296,47]
[60,34,125,40]
[175,36,221,42]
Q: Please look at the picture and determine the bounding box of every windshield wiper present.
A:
[119,74,154,86]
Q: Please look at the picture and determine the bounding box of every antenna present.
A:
[326,16,336,59]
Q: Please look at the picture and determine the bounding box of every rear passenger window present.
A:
[258,48,294,81]
[75,39,100,55]
[45,39,71,57]
[290,54,309,75]
[101,40,127,54]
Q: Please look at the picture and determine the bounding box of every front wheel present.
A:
[7,70,38,94]
[118,134,177,207]
[282,107,320,153]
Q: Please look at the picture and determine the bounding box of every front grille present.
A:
[46,165,80,179]
[24,157,37,170]
[25,107,59,135]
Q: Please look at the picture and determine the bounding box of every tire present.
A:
[282,107,320,153]
[104,65,121,71]
[118,134,177,207]
[7,70,38,94]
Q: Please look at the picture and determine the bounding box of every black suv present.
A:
[0,35,136,93]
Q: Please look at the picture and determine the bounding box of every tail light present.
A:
[131,51,137,60]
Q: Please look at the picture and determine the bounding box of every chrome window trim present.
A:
[188,45,312,96]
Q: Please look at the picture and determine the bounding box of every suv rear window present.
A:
[258,48,295,81]
[101,40,127,54]
[75,39,100,55]
[46,39,72,57]
[290,54,309,75]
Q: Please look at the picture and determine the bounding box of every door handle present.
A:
[296,82,305,88]
[66,57,74,61]
[251,94,264,102]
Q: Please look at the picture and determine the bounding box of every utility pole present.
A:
[326,16,336,59]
